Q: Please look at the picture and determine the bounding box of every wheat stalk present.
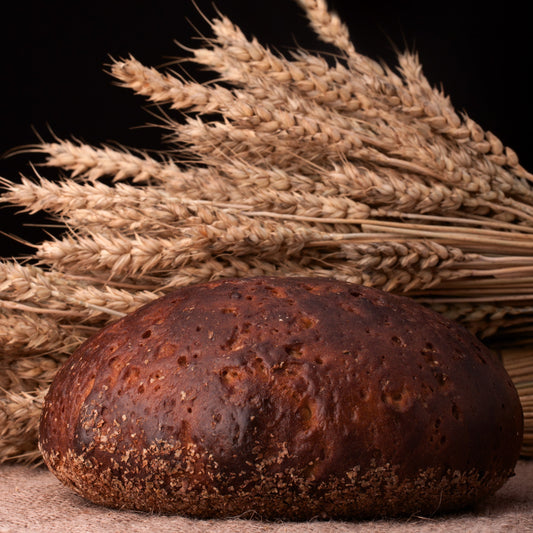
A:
[1,0,532,462]
[0,388,46,464]
[0,312,89,357]
[24,139,183,183]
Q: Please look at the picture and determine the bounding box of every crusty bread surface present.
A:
[39,276,524,520]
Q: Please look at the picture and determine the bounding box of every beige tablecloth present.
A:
[1,460,532,533]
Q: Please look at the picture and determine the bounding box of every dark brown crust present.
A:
[39,276,524,520]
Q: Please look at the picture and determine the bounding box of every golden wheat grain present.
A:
[200,15,533,200]
[397,52,532,182]
[1,260,157,322]
[192,29,367,114]
[0,312,86,356]
[0,352,69,393]
[29,140,186,184]
[195,18,411,127]
[33,219,316,278]
[296,0,355,56]
[121,58,515,204]
[0,388,46,464]
[113,57,399,159]
[193,21,532,212]
[0,261,73,312]
[204,10,533,188]
[2,175,232,234]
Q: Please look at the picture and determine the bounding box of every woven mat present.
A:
[1,460,532,533]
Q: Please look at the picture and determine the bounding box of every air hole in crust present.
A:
[297,315,316,330]
[265,285,286,298]
[381,386,412,412]
[301,283,322,294]
[421,342,439,365]
[108,356,118,367]
[299,405,312,423]
[220,326,240,351]
[220,367,244,385]
[252,357,266,374]
[452,402,461,420]
[142,330,152,339]
[123,366,140,382]
[285,343,303,358]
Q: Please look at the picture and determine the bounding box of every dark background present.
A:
[1,0,531,258]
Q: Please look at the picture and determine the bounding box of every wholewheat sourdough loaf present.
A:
[39,276,523,520]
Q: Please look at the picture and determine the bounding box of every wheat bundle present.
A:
[1,0,532,463]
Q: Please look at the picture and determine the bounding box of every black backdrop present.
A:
[1,0,531,258]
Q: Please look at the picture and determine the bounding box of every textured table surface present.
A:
[1,460,532,533]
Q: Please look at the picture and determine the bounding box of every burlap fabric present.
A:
[1,460,532,532]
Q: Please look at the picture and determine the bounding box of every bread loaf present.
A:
[39,276,523,520]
